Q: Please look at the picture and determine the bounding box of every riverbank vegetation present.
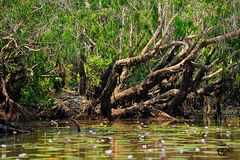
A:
[0,0,239,121]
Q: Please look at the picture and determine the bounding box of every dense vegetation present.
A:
[0,0,239,121]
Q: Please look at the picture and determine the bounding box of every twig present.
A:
[70,118,80,132]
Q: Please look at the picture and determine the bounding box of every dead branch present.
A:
[203,68,223,80]
[203,29,240,45]
[112,103,175,120]
[140,22,163,56]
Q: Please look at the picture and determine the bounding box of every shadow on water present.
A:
[0,118,240,160]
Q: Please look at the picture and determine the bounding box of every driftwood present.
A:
[0,119,32,134]
[86,12,240,120]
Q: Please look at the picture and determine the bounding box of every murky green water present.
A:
[0,120,240,160]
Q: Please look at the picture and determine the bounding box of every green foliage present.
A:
[20,79,54,108]
[173,17,195,38]
[1,0,239,108]
[87,55,112,86]
[125,65,149,88]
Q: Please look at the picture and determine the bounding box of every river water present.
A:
[0,119,240,159]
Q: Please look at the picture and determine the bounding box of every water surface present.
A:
[0,120,240,159]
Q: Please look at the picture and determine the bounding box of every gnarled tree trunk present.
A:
[78,53,87,96]
[89,17,240,120]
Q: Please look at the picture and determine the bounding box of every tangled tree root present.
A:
[0,99,30,121]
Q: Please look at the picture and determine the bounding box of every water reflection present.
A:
[0,120,240,159]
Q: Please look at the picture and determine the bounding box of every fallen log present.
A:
[0,119,32,134]
[63,15,240,120]
[112,103,175,120]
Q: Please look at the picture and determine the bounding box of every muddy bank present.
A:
[36,93,90,120]
[0,91,239,122]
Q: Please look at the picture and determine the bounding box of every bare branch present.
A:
[190,58,220,71]
[204,29,240,45]
[202,62,239,80]
[157,0,162,25]
[140,24,163,56]
[154,14,178,49]
[32,5,44,13]
[157,89,179,99]
[2,36,18,48]
[82,30,96,47]
[24,45,41,52]
[191,61,211,71]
